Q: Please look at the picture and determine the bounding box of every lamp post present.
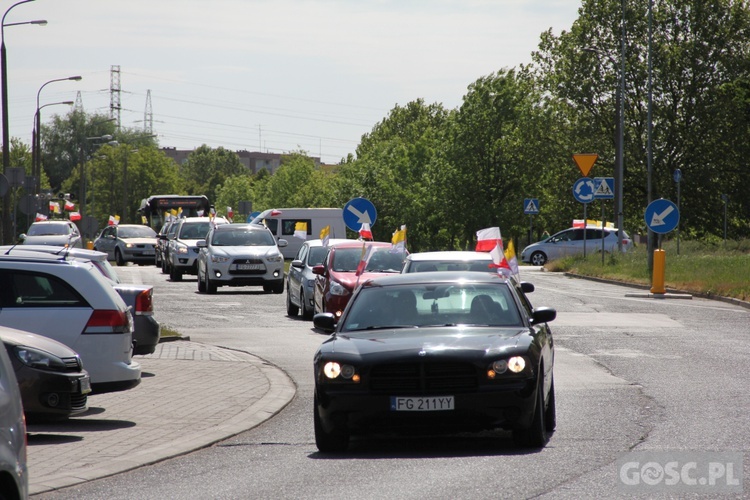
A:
[1,0,46,243]
[33,76,82,195]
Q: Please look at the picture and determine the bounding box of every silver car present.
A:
[93,224,158,266]
[168,217,229,281]
[520,226,633,266]
[197,223,287,294]
[286,238,353,319]
[19,220,83,248]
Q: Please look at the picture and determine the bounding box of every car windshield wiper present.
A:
[349,325,418,331]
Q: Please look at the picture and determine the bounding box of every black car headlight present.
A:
[487,356,527,378]
[321,361,359,383]
[13,346,69,372]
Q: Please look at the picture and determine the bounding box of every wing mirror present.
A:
[531,307,556,325]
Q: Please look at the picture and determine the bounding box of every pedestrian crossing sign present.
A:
[524,198,540,214]
[593,177,614,199]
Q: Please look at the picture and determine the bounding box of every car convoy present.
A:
[2,205,628,463]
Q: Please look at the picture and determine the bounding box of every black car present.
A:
[312,271,556,452]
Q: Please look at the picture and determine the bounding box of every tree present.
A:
[252,152,337,211]
[179,145,245,203]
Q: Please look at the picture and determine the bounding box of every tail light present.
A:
[134,289,154,315]
[84,310,131,334]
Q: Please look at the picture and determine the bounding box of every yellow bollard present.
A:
[650,249,666,294]
[87,240,94,250]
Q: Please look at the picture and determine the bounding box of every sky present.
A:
[4,0,581,165]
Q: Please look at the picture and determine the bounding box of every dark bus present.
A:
[137,195,212,230]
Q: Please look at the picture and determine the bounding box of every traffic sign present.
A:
[572,153,598,176]
[343,197,377,232]
[673,169,682,183]
[593,177,614,199]
[523,198,539,215]
[572,177,595,204]
[645,198,679,234]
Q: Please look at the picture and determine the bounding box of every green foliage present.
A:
[179,145,246,203]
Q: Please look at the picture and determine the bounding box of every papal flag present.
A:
[319,225,331,247]
[49,201,61,214]
[391,225,406,253]
[108,215,120,226]
[294,221,308,240]
[504,239,520,279]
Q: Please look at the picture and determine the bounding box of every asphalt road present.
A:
[37,265,749,499]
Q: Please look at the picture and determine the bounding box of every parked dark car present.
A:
[1,325,90,421]
[312,271,556,452]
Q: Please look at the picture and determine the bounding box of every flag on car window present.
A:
[35,213,48,221]
[69,212,82,222]
[476,227,504,268]
[294,221,308,240]
[355,243,374,277]
[64,200,75,211]
[504,239,520,279]
[108,215,120,226]
[359,222,373,240]
[49,201,61,214]
[227,206,234,219]
[141,215,148,224]
[320,225,331,247]
[391,225,407,253]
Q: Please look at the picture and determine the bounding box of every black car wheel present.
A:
[205,274,217,294]
[313,396,349,453]
[197,269,206,293]
[512,376,548,448]
[301,288,314,320]
[544,374,556,432]
[530,251,547,266]
[115,248,126,267]
[286,285,299,316]
[170,267,182,282]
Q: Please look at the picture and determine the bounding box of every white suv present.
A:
[168,217,229,281]
[0,253,141,393]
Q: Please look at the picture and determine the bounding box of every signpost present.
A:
[343,197,377,232]
[572,177,595,257]
[523,198,539,247]
[592,177,615,263]
[645,198,680,294]
[674,169,682,254]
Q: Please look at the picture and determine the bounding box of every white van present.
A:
[250,208,347,259]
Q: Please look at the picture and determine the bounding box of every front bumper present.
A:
[122,245,156,262]
[207,259,284,287]
[15,366,90,419]
[315,379,538,435]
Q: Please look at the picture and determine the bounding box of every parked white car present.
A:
[197,223,286,294]
[521,226,633,266]
[19,220,83,248]
[0,253,141,393]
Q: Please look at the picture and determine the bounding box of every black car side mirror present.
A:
[520,282,535,293]
[531,307,556,325]
[313,313,337,333]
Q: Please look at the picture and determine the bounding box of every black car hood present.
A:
[323,327,532,361]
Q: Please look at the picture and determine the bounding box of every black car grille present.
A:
[369,362,478,394]
[62,356,82,372]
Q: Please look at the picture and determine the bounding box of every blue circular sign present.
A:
[673,169,682,183]
[343,198,377,232]
[645,199,679,234]
[572,177,595,204]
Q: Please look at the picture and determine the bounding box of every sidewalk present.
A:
[26,340,296,495]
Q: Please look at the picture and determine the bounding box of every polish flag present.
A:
[359,223,373,240]
[476,227,504,267]
[355,244,374,277]
[35,213,48,221]
[64,200,75,211]
[69,212,82,221]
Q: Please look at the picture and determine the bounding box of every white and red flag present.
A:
[64,200,75,211]
[476,227,504,267]
[35,213,48,222]
[108,215,120,226]
[358,222,373,240]
[355,243,374,277]
[69,212,82,221]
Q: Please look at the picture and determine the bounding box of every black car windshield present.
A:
[212,230,275,246]
[308,247,328,266]
[341,283,523,332]
[27,223,69,236]
[118,226,157,238]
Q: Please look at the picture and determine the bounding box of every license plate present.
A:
[80,377,92,395]
[236,263,264,270]
[390,396,454,411]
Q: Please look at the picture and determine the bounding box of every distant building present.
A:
[160,148,322,175]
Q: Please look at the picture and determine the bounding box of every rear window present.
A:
[0,270,87,308]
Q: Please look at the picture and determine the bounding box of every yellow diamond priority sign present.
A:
[572,153,598,176]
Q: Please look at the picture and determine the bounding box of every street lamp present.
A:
[1,0,47,243]
[33,76,82,194]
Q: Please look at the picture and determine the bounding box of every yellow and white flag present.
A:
[391,225,407,253]
[319,225,331,247]
[294,221,308,240]
[504,239,520,280]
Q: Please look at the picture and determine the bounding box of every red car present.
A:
[312,241,406,318]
